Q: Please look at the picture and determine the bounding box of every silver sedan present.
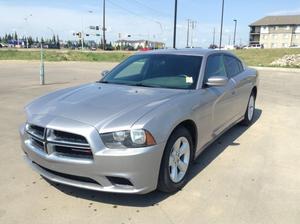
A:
[19,49,258,194]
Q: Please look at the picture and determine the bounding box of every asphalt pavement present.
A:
[0,61,299,224]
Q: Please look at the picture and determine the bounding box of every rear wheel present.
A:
[158,127,193,193]
[241,92,256,126]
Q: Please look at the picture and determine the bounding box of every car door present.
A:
[203,53,239,136]
[223,54,251,117]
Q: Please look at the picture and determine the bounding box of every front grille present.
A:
[26,124,45,139]
[34,162,100,185]
[52,130,88,144]
[54,145,93,158]
[31,138,44,149]
[25,123,93,159]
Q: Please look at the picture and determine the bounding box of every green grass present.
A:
[1,48,300,68]
[0,49,132,62]
[233,48,300,68]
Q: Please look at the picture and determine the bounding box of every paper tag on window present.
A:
[186,76,193,84]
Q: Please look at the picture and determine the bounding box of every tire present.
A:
[158,127,194,193]
[241,92,256,126]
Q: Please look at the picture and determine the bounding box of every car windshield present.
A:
[101,54,203,89]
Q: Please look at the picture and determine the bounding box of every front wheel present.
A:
[241,92,256,126]
[158,127,193,193]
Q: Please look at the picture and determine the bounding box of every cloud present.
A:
[267,8,300,16]
[0,2,248,48]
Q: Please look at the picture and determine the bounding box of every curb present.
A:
[251,66,300,73]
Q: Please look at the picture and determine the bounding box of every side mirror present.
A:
[101,70,110,78]
[206,76,228,87]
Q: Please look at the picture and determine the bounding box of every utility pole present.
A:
[186,19,190,48]
[190,21,197,48]
[40,42,45,85]
[233,19,237,46]
[219,0,225,49]
[173,0,178,48]
[102,0,106,50]
[213,27,216,46]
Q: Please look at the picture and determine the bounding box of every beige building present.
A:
[114,39,165,50]
[249,15,300,48]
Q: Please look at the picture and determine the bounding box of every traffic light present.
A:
[96,26,100,30]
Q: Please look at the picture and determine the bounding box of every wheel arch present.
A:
[171,119,198,155]
[252,86,257,99]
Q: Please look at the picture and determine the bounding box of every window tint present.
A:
[115,58,147,78]
[103,54,203,89]
[224,55,243,78]
[204,54,226,82]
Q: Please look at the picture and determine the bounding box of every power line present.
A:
[106,0,158,24]
[131,0,171,17]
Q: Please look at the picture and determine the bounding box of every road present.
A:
[0,61,299,224]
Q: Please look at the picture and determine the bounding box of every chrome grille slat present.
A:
[47,142,90,149]
[47,139,90,148]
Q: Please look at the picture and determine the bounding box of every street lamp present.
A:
[81,10,93,51]
[24,14,32,48]
[219,0,224,49]
[233,19,237,46]
[173,0,178,48]
[102,0,106,50]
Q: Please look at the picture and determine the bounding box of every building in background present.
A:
[114,39,165,50]
[249,15,300,48]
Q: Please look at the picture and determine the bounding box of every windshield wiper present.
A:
[131,83,164,88]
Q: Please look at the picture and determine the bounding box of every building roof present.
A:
[250,15,300,26]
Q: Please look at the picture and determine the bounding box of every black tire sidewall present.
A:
[158,127,194,193]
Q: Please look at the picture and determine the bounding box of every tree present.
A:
[56,35,60,49]
[14,32,18,41]
[28,36,34,46]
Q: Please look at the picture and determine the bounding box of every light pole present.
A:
[233,19,237,46]
[186,19,190,48]
[173,0,178,48]
[102,0,106,50]
[213,27,216,46]
[219,0,224,49]
[24,14,32,48]
[81,10,93,51]
[40,40,45,85]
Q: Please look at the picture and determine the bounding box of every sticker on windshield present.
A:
[186,76,193,84]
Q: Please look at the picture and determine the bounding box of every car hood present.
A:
[26,83,184,132]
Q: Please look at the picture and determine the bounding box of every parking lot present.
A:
[0,61,299,224]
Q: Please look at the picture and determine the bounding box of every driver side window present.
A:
[204,54,227,83]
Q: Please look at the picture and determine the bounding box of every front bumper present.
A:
[19,119,165,194]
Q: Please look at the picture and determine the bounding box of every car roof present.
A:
[136,48,235,57]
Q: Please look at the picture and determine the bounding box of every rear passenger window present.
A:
[204,54,226,83]
[224,55,243,78]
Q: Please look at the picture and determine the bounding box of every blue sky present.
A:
[0,0,300,47]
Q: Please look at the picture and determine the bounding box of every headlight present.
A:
[100,129,156,149]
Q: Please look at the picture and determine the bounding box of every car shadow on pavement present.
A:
[48,109,262,207]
